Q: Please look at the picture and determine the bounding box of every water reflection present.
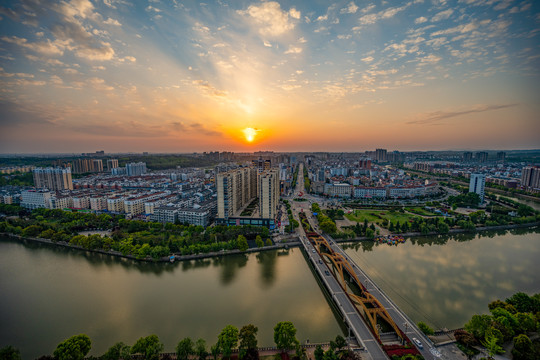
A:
[256,251,278,287]
[344,227,540,330]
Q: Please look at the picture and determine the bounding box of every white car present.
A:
[412,338,423,349]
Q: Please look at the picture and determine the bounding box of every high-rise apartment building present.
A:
[496,152,506,162]
[375,148,387,162]
[126,162,147,176]
[521,166,540,190]
[475,152,488,163]
[106,159,119,171]
[258,169,280,220]
[93,159,103,172]
[462,152,473,162]
[252,157,271,173]
[469,173,486,203]
[33,167,73,191]
[216,167,257,220]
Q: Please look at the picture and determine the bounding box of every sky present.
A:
[0,0,539,153]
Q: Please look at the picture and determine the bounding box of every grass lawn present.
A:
[345,209,421,225]
[406,207,439,216]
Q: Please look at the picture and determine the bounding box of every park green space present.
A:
[345,209,423,225]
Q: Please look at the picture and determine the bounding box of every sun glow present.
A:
[242,127,259,143]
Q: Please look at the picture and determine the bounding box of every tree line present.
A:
[0,321,352,360]
[0,204,273,260]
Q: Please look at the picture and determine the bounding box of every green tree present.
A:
[53,334,92,360]
[239,324,258,351]
[218,325,239,360]
[0,346,22,360]
[506,292,540,313]
[320,220,337,234]
[101,342,131,360]
[323,349,338,360]
[273,321,299,352]
[211,343,221,360]
[131,335,163,360]
[482,333,504,359]
[333,335,347,351]
[255,235,264,248]
[465,314,492,339]
[417,321,434,335]
[176,337,195,360]
[195,338,208,360]
[511,334,535,360]
[265,238,272,246]
[237,235,249,252]
[314,345,324,360]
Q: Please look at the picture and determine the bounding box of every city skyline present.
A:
[1,0,539,153]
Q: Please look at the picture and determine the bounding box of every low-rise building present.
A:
[21,190,53,209]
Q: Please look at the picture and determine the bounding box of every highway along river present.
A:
[1,227,539,358]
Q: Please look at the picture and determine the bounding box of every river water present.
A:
[1,228,539,359]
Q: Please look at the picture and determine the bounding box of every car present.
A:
[312,249,316,253]
[324,270,330,276]
[412,338,423,349]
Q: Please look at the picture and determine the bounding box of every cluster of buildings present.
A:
[408,161,539,193]
[0,165,35,174]
[304,152,442,200]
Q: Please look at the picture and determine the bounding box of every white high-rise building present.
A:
[21,190,53,209]
[469,173,486,203]
[216,167,257,220]
[126,162,147,176]
[259,169,280,220]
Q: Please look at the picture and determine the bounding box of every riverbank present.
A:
[0,232,301,263]
[2,221,538,263]
[333,221,540,243]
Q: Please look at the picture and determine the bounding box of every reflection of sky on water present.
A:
[345,228,540,330]
[0,241,341,359]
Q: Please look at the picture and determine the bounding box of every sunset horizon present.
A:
[1,0,539,153]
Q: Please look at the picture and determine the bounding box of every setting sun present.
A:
[242,128,259,143]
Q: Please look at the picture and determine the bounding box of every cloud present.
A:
[50,20,116,60]
[361,56,374,63]
[407,104,518,124]
[284,46,302,54]
[415,16,428,24]
[1,36,64,56]
[192,80,228,98]
[431,9,453,22]
[239,2,297,37]
[289,8,301,20]
[357,4,410,26]
[340,2,359,14]
[104,18,121,26]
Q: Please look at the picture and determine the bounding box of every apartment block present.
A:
[258,169,280,219]
[469,173,486,203]
[217,167,257,219]
[33,167,73,191]
[21,190,53,209]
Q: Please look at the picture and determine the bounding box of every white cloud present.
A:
[263,40,272,47]
[239,2,296,37]
[104,18,121,26]
[415,16,428,24]
[431,9,453,22]
[316,14,328,21]
[340,2,359,14]
[284,46,302,54]
[361,56,374,63]
[1,36,64,56]
[289,8,301,20]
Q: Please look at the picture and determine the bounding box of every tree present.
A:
[465,314,492,339]
[417,321,434,335]
[195,338,208,360]
[454,329,477,347]
[211,343,221,360]
[0,346,21,360]
[511,334,535,360]
[506,292,540,313]
[320,220,337,234]
[131,335,163,360]
[255,236,264,248]
[53,334,92,360]
[239,324,258,351]
[101,342,131,360]
[314,345,324,360]
[237,235,249,252]
[265,238,272,246]
[482,333,504,359]
[273,321,299,352]
[218,325,239,360]
[333,335,347,351]
[176,337,195,360]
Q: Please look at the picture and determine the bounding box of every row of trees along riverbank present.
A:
[0,204,273,261]
[0,322,356,360]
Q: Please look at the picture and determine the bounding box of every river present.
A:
[1,228,539,359]
[0,239,341,359]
